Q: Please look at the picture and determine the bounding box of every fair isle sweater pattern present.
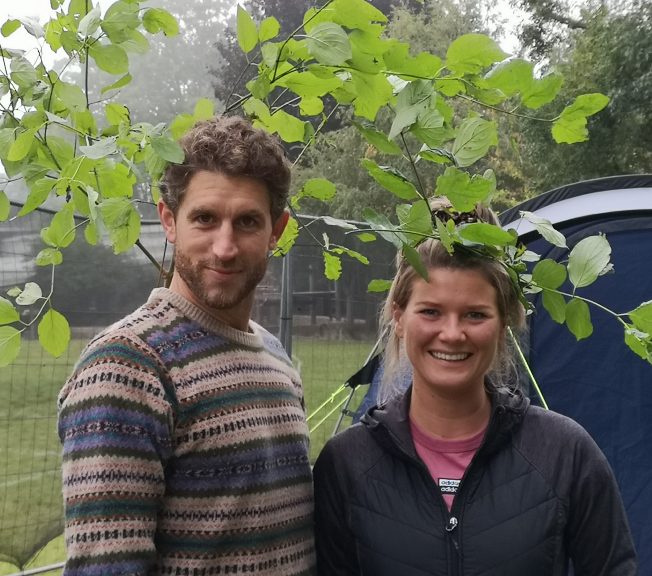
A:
[58,288,315,576]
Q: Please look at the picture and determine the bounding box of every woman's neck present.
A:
[409,385,491,440]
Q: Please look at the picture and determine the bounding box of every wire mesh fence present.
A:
[0,205,394,572]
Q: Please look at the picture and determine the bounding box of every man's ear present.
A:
[269,210,290,250]
[158,200,177,243]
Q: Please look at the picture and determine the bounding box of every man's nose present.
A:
[212,224,238,260]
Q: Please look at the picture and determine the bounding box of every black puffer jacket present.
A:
[313,387,637,576]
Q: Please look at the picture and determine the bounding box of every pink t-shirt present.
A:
[410,418,485,511]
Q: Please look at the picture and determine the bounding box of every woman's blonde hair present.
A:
[378,200,526,403]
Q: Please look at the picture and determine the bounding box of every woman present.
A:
[313,234,638,575]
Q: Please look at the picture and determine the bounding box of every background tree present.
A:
[65,0,227,124]
[515,0,651,192]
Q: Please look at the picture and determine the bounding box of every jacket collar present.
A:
[361,384,530,461]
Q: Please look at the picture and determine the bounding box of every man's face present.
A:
[158,170,288,330]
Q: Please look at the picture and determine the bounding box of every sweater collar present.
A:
[148,287,265,349]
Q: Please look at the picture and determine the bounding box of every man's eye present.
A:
[195,214,213,225]
[239,215,259,229]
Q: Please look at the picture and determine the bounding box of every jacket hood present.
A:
[360,385,530,462]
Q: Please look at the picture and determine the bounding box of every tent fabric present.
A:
[348,175,652,573]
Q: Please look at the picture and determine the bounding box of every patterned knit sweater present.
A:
[58,288,315,576]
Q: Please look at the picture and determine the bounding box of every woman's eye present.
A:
[419,308,439,317]
[467,311,487,320]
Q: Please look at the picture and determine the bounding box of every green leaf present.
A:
[518,211,567,248]
[484,58,533,97]
[100,73,132,94]
[567,234,612,289]
[78,6,101,36]
[459,222,516,246]
[629,301,652,333]
[363,207,404,248]
[89,43,129,75]
[10,57,38,90]
[8,129,36,162]
[324,251,342,280]
[269,110,307,143]
[353,121,402,155]
[237,5,258,54]
[0,326,21,367]
[565,298,593,340]
[357,232,376,243]
[368,279,392,293]
[383,41,441,79]
[41,202,76,248]
[552,93,610,144]
[362,159,419,200]
[532,259,567,290]
[390,80,434,140]
[397,200,433,243]
[35,248,63,266]
[0,297,20,325]
[142,8,179,36]
[522,73,563,110]
[151,135,184,163]
[542,290,566,324]
[292,178,336,209]
[99,198,140,253]
[38,308,70,357]
[1,19,21,37]
[350,70,393,120]
[16,282,42,306]
[274,216,298,257]
[193,98,214,120]
[446,34,508,75]
[277,71,343,98]
[84,221,98,245]
[0,190,9,221]
[452,117,497,167]
[299,96,324,116]
[101,0,140,43]
[80,137,118,159]
[435,167,494,211]
[411,110,448,148]
[105,102,130,126]
[259,16,280,42]
[306,22,352,66]
[331,245,369,265]
[418,147,454,165]
[20,17,44,38]
[624,328,651,362]
[17,178,55,217]
[402,243,428,280]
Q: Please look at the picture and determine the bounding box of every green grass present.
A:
[0,338,86,574]
[0,336,374,573]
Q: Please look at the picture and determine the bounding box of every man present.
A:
[58,116,315,575]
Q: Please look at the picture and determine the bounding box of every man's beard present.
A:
[173,249,267,311]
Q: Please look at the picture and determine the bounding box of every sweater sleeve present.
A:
[313,438,361,576]
[566,427,638,575]
[57,333,174,576]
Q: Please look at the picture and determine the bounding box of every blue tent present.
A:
[347,175,652,571]
[501,174,652,571]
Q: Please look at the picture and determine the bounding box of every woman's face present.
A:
[393,267,504,399]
